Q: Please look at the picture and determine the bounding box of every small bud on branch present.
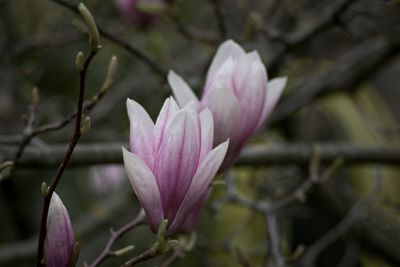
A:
[80,116,91,134]
[75,51,85,71]
[78,3,101,52]
[41,182,49,196]
[31,87,40,106]
[101,55,118,92]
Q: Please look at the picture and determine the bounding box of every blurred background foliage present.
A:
[0,0,399,266]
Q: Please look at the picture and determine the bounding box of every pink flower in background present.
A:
[115,0,165,27]
[44,193,74,267]
[122,97,229,234]
[169,39,287,170]
[89,164,126,195]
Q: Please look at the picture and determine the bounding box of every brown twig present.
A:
[4,142,400,168]
[264,0,356,73]
[209,0,228,39]
[160,246,184,267]
[88,210,146,267]
[0,187,133,265]
[265,213,285,267]
[267,35,398,126]
[49,0,168,80]
[121,246,162,267]
[167,8,218,45]
[1,52,116,180]
[34,50,97,266]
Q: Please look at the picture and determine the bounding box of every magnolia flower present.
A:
[115,0,165,27]
[44,193,74,267]
[89,164,126,195]
[122,97,229,234]
[169,39,287,170]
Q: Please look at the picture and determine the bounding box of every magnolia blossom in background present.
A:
[169,39,287,170]
[89,164,126,195]
[44,193,74,267]
[115,0,165,27]
[122,97,229,234]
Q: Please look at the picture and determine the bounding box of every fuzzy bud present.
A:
[44,193,75,267]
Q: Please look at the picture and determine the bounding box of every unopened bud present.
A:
[75,51,85,71]
[101,55,118,92]
[249,12,263,30]
[136,0,166,14]
[112,245,135,256]
[78,3,101,52]
[162,240,179,253]
[45,193,75,267]
[156,219,168,246]
[0,161,14,181]
[41,182,48,196]
[80,116,91,134]
[31,87,39,105]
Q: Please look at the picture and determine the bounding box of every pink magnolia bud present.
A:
[122,97,229,234]
[168,39,287,170]
[115,0,165,28]
[89,164,126,195]
[44,193,74,267]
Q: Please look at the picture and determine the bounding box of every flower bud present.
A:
[75,51,85,71]
[44,193,74,267]
[115,0,166,28]
[78,3,101,51]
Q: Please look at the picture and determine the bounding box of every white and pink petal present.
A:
[168,139,229,234]
[153,106,201,222]
[126,98,155,169]
[206,39,245,83]
[168,71,199,108]
[256,77,287,129]
[122,147,163,232]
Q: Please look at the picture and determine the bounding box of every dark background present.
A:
[0,0,399,266]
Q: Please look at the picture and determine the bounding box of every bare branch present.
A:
[35,48,98,266]
[167,9,218,45]
[265,213,285,267]
[2,142,400,168]
[268,36,399,126]
[209,0,228,39]
[88,210,146,267]
[49,0,168,80]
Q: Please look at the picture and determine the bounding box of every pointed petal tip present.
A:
[268,76,288,95]
[275,76,288,85]
[167,71,198,108]
[223,39,237,45]
[220,138,230,152]
[126,97,135,106]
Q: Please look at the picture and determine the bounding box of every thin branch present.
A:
[121,247,162,267]
[88,210,146,267]
[49,0,168,80]
[160,246,184,267]
[299,165,383,267]
[265,213,285,267]
[268,35,399,126]
[167,9,218,45]
[1,58,113,180]
[209,0,228,39]
[0,187,132,265]
[35,50,97,266]
[3,142,400,168]
[299,195,370,267]
[264,0,356,72]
